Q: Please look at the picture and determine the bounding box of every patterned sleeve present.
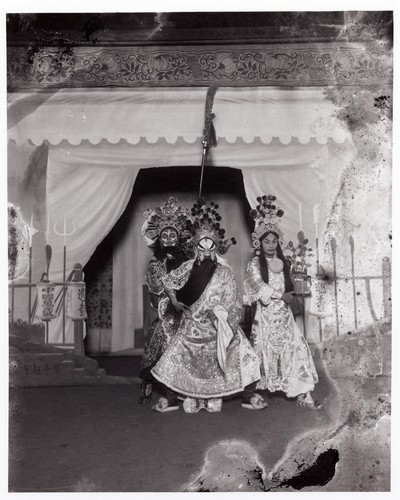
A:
[161,259,195,291]
[243,257,276,305]
[217,266,241,333]
[145,258,165,295]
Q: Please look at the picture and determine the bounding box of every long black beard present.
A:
[176,259,217,307]
[158,246,178,259]
[156,246,185,272]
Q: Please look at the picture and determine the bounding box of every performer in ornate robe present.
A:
[138,197,192,404]
[151,199,264,413]
[243,195,320,409]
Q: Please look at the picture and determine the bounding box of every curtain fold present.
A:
[9,86,356,349]
[43,137,355,348]
[46,142,139,343]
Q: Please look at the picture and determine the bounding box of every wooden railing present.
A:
[8,263,85,355]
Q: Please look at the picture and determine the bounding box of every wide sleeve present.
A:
[243,257,279,306]
[145,258,165,295]
[161,259,195,291]
[214,266,241,333]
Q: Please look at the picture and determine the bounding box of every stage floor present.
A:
[8,348,391,492]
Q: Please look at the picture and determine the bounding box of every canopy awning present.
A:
[8,87,351,146]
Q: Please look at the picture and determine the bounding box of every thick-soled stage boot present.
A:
[241,382,268,410]
[152,386,179,413]
[296,392,323,410]
[138,382,153,404]
[205,398,222,412]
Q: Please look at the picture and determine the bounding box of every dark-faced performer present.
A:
[138,197,192,404]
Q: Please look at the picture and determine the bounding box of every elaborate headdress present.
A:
[142,197,192,247]
[249,194,285,254]
[189,198,236,255]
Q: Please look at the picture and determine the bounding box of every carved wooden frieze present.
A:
[7,43,392,90]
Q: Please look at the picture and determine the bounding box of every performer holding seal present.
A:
[243,195,321,410]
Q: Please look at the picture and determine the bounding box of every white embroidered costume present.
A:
[244,256,318,397]
[152,258,260,399]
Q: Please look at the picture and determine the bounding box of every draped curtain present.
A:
[46,142,140,343]
[8,86,355,350]
[45,139,342,350]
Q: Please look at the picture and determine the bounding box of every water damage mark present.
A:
[7,13,105,90]
[184,439,340,492]
[338,11,393,44]
[319,84,392,338]
[268,449,339,490]
[326,88,392,136]
[183,440,266,492]
[8,203,30,282]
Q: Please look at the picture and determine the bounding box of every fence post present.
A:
[349,235,358,330]
[72,263,85,355]
[331,237,340,336]
[382,257,391,322]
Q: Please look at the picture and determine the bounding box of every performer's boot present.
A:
[152,386,179,412]
[183,397,200,413]
[138,381,153,404]
[241,382,268,410]
[205,398,222,412]
[296,392,322,410]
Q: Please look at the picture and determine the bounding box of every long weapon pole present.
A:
[198,86,218,199]
[198,140,209,199]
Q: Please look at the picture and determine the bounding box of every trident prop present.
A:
[54,215,76,342]
[54,216,76,279]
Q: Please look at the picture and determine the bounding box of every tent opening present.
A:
[84,165,252,355]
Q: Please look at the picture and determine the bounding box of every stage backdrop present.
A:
[8,87,359,351]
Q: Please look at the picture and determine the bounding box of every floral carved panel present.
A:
[7,43,392,90]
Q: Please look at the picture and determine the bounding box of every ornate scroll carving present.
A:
[7,43,392,90]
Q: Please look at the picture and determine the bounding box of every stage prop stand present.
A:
[36,272,57,343]
[28,247,32,325]
[71,263,85,355]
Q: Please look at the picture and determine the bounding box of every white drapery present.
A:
[44,139,340,350]
[8,86,355,350]
[46,142,139,344]
[8,87,351,146]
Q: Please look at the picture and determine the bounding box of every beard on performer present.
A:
[176,257,217,307]
[154,243,184,272]
[155,245,179,260]
[158,245,179,260]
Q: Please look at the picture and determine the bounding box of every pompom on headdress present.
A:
[189,197,236,255]
[249,194,285,255]
[142,197,192,247]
